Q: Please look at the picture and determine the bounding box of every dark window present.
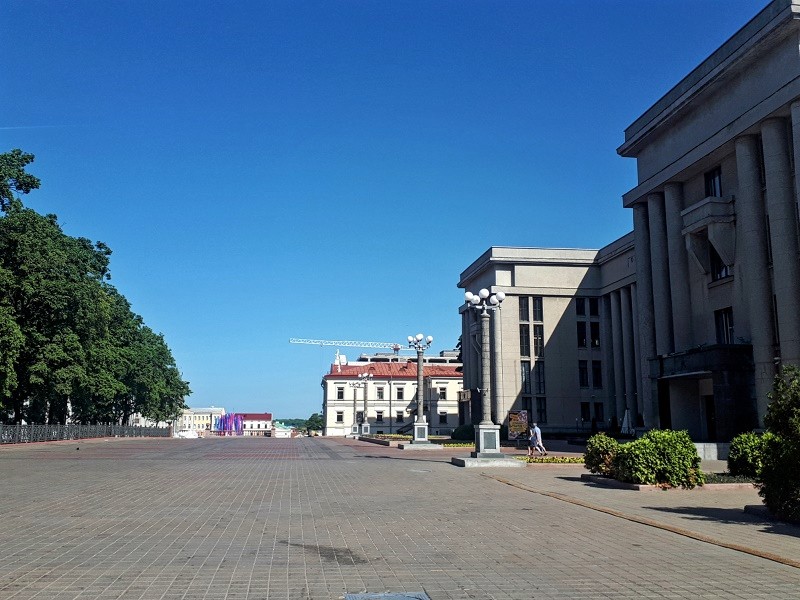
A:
[590,322,601,348]
[580,402,591,422]
[594,402,604,423]
[533,324,544,357]
[592,360,603,389]
[336,387,344,400]
[521,361,531,394]
[356,411,364,423]
[438,412,447,424]
[395,411,404,423]
[579,360,589,388]
[519,296,530,322]
[397,388,404,401]
[532,297,543,322]
[536,397,547,423]
[377,387,384,400]
[710,245,731,281]
[519,324,531,357]
[576,297,586,316]
[533,362,545,395]
[715,308,734,344]
[577,322,587,347]
[376,411,384,423]
[589,297,599,317]
[336,411,344,423]
[705,166,722,197]
[439,388,447,400]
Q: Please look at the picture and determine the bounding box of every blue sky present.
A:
[2,0,766,419]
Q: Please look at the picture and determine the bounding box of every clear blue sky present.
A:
[2,0,766,419]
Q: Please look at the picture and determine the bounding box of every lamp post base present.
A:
[411,420,430,444]
[471,422,505,458]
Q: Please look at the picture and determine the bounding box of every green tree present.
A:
[0,149,40,211]
[305,412,324,431]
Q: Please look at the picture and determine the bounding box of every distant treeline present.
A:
[0,149,190,425]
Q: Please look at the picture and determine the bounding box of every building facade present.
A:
[460,0,800,442]
[179,406,226,434]
[321,352,463,437]
[241,412,273,436]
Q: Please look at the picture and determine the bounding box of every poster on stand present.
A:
[508,410,528,440]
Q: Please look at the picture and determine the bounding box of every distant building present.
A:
[241,412,273,436]
[179,406,226,434]
[321,351,464,437]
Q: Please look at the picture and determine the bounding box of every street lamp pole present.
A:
[465,288,506,457]
[408,333,433,444]
[349,372,373,436]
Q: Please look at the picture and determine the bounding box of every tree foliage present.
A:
[0,149,190,424]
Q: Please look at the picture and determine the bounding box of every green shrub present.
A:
[611,429,704,488]
[451,424,475,441]
[728,431,771,478]
[757,365,800,523]
[584,433,619,475]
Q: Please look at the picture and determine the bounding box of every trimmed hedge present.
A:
[584,432,618,475]
[728,431,772,478]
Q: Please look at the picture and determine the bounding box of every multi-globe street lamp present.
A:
[408,333,433,444]
[349,371,373,436]
[464,288,506,457]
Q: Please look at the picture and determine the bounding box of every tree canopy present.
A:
[0,149,190,424]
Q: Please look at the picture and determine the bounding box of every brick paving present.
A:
[1,436,798,600]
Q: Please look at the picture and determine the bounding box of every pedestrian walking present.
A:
[530,422,547,456]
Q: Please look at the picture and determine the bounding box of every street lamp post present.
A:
[408,333,433,444]
[349,372,373,436]
[465,288,506,458]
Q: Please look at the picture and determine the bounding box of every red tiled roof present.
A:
[240,413,273,420]
[323,362,461,380]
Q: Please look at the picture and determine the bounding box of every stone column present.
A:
[763,117,800,364]
[633,204,657,427]
[648,192,674,355]
[735,134,776,423]
[664,182,693,351]
[620,285,638,425]
[492,306,503,424]
[610,290,626,423]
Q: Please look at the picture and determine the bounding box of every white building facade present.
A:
[241,412,273,436]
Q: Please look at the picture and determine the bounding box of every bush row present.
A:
[584,429,704,489]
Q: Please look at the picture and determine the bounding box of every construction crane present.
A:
[289,338,403,353]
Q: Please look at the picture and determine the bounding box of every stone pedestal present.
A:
[471,423,504,458]
[411,419,429,444]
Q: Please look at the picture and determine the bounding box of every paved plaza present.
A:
[1,436,799,600]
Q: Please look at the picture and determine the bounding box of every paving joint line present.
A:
[483,472,800,571]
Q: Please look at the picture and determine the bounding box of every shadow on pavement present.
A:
[647,506,800,537]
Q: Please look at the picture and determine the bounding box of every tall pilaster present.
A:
[633,204,657,428]
[610,290,626,423]
[492,306,503,424]
[620,286,638,425]
[763,117,800,365]
[735,134,776,423]
[663,182,693,351]
[648,192,674,355]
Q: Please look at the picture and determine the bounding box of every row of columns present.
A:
[608,286,640,426]
[631,108,800,427]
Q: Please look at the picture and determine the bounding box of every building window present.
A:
[710,245,731,281]
[519,296,530,322]
[589,297,599,317]
[397,388,404,401]
[439,387,447,400]
[395,411,404,423]
[519,324,531,357]
[532,297,543,322]
[592,360,603,389]
[336,411,344,423]
[377,387,384,400]
[581,402,591,422]
[533,324,544,357]
[705,166,722,197]
[521,361,532,394]
[579,360,589,388]
[594,402,605,423]
[356,411,364,424]
[536,397,547,423]
[439,412,447,424]
[533,361,545,395]
[576,297,586,316]
[590,322,600,348]
[715,307,734,344]
[376,411,384,423]
[577,322,587,347]
[336,387,344,400]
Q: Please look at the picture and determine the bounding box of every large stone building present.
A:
[322,352,463,437]
[461,0,800,443]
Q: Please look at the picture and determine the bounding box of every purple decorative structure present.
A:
[213,413,244,436]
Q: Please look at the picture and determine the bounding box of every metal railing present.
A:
[0,423,170,444]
